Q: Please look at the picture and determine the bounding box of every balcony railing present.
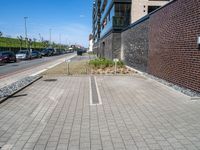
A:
[112,16,130,29]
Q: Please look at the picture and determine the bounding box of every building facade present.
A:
[93,0,132,59]
[131,0,170,23]
[92,0,169,59]
[92,0,101,43]
[88,34,93,52]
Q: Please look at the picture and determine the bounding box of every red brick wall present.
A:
[148,0,200,92]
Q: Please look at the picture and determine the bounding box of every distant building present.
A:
[92,0,101,43]
[92,0,170,58]
[131,0,170,23]
[88,34,93,52]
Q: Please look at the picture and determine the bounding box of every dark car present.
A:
[0,51,17,64]
[31,51,42,59]
[77,49,86,56]
[41,48,54,56]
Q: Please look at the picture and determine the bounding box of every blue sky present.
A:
[0,0,93,47]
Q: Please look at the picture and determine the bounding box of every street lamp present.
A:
[59,34,61,50]
[24,17,28,49]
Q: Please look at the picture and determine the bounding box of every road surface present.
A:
[0,53,75,78]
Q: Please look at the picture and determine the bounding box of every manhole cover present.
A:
[43,79,57,82]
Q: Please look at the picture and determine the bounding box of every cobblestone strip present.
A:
[79,77,90,150]
[90,106,103,149]
[67,78,84,150]
[14,80,65,150]
[96,80,115,150]
[31,77,73,150]
[0,80,55,149]
[143,85,200,149]
[108,77,160,150]
[98,77,127,150]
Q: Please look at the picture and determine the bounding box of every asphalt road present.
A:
[0,53,75,77]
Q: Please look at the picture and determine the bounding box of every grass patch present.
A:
[42,57,135,76]
[89,58,124,69]
[42,61,90,76]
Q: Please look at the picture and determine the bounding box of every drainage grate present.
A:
[191,97,200,101]
[90,76,99,105]
[12,64,19,67]
[43,79,57,82]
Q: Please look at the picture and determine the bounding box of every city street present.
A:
[0,53,76,89]
[0,74,200,150]
[0,54,75,78]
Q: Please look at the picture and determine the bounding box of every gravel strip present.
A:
[0,76,41,99]
[143,73,200,97]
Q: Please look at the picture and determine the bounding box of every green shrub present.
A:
[89,58,124,69]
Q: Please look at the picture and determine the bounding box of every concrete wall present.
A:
[131,0,169,23]
[95,32,121,60]
[112,33,121,59]
[148,0,200,92]
[121,19,149,72]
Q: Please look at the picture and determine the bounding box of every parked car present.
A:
[77,49,86,56]
[0,51,17,64]
[16,50,32,60]
[41,48,54,56]
[31,50,42,59]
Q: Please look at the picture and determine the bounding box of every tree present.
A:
[0,31,3,37]
[43,40,49,48]
[33,38,37,49]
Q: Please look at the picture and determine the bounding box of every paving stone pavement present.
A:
[0,75,200,150]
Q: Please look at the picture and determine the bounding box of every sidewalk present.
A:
[0,54,76,89]
[0,74,200,150]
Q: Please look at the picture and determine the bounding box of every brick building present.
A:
[92,0,169,59]
[93,0,200,92]
[148,0,200,92]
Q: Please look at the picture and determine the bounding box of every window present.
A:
[148,6,160,13]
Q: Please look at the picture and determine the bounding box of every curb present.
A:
[125,65,144,75]
[0,76,43,104]
[125,65,200,99]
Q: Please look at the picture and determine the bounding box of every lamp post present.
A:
[59,34,61,50]
[24,17,28,50]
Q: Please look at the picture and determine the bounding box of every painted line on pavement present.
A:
[0,54,75,79]
[94,76,102,105]
[30,54,76,77]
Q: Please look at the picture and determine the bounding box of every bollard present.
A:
[113,58,119,75]
[65,59,71,75]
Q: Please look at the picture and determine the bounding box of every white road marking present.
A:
[30,54,76,77]
[30,69,47,77]
[94,76,102,105]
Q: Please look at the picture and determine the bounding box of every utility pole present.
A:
[59,34,61,50]
[24,17,28,50]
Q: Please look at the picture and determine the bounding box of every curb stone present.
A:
[125,65,200,98]
[0,76,42,104]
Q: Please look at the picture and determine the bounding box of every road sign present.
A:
[65,59,71,63]
[113,58,119,62]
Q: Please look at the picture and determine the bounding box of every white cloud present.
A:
[79,15,85,18]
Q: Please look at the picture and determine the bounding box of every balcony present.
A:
[112,16,130,29]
